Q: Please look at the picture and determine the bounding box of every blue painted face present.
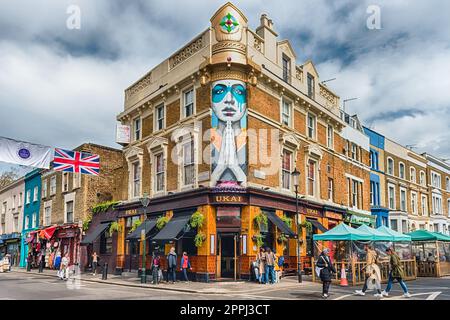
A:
[211,80,247,122]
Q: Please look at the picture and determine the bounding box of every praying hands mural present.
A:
[210,79,247,186]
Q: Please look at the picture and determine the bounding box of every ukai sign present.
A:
[213,195,246,204]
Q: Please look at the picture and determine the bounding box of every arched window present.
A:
[387,158,394,175]
[446,177,450,191]
[399,162,405,179]
[410,167,416,183]
[420,171,426,186]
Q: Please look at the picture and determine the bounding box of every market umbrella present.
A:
[313,223,373,241]
[377,226,411,242]
[357,224,394,241]
[407,230,450,242]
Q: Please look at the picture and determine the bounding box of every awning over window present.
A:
[307,219,328,233]
[80,223,109,245]
[39,226,57,240]
[126,218,158,241]
[152,214,192,241]
[266,211,296,238]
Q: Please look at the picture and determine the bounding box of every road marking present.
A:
[426,292,441,300]
[384,292,442,300]
[333,294,353,300]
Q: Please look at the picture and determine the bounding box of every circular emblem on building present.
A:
[17,148,31,159]
[220,13,239,33]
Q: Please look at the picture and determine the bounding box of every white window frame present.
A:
[50,176,56,195]
[400,187,407,212]
[182,87,195,119]
[411,191,418,215]
[133,117,141,141]
[399,162,405,179]
[307,113,316,140]
[327,125,334,149]
[387,157,394,175]
[62,172,69,193]
[181,139,196,187]
[388,184,396,210]
[72,173,81,190]
[281,98,293,127]
[431,171,441,189]
[421,194,428,216]
[154,152,165,194]
[65,200,74,224]
[446,177,450,192]
[42,179,47,198]
[33,186,38,202]
[281,149,293,190]
[307,159,317,197]
[351,143,357,161]
[32,212,37,228]
[432,194,442,215]
[155,103,165,132]
[328,178,334,202]
[132,161,141,198]
[410,167,416,183]
[44,204,52,226]
[420,171,426,186]
[26,190,31,204]
[447,198,450,217]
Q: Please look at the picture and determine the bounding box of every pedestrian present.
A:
[54,251,61,277]
[5,254,11,272]
[180,252,192,283]
[382,247,411,298]
[151,253,161,284]
[256,247,266,284]
[92,251,98,276]
[166,247,177,284]
[60,253,70,281]
[251,253,260,283]
[275,254,285,283]
[316,248,336,299]
[427,252,435,262]
[26,252,32,272]
[355,245,382,297]
[265,248,276,284]
[38,251,44,273]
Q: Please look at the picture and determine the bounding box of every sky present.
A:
[1,0,449,176]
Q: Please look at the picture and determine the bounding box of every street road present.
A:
[1,272,449,300]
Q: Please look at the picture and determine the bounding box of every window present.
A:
[328,178,334,202]
[370,181,374,206]
[18,193,22,207]
[431,172,441,189]
[307,113,316,139]
[66,201,74,223]
[32,212,37,228]
[399,163,405,179]
[352,180,359,209]
[1,202,6,214]
[27,215,32,229]
[307,160,316,196]
[282,150,292,190]
[432,194,442,215]
[387,158,394,175]
[12,195,16,209]
[134,117,141,141]
[44,205,51,226]
[390,220,398,231]
[421,195,428,216]
[73,173,81,189]
[13,215,19,232]
[26,190,31,204]
[155,153,165,192]
[183,88,194,118]
[132,162,141,198]
[42,179,47,198]
[400,188,407,211]
[351,143,357,160]
[410,167,416,183]
[307,73,315,98]
[156,104,165,131]
[62,172,69,192]
[369,150,379,171]
[33,187,38,202]
[411,192,418,215]
[402,220,408,234]
[50,176,56,195]
[434,224,439,233]
[100,230,113,254]
[420,171,426,186]
[183,140,195,186]
[281,98,292,127]
[446,177,450,191]
[327,125,334,149]
[282,55,291,82]
[388,185,395,210]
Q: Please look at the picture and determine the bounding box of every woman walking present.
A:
[256,247,266,284]
[180,252,192,283]
[316,248,336,299]
[382,247,411,298]
[166,247,177,284]
[355,245,382,297]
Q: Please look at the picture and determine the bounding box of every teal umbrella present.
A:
[313,223,373,241]
[377,226,411,242]
[357,224,394,241]
[407,230,450,242]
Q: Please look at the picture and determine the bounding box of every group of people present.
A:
[316,245,412,299]
[253,247,284,284]
[26,251,71,280]
[149,248,192,285]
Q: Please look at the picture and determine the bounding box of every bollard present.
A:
[102,263,108,280]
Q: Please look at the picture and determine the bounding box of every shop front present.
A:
[345,210,376,228]
[0,233,21,266]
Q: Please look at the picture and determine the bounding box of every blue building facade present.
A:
[364,127,389,228]
[19,169,42,268]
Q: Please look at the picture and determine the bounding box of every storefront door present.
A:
[217,233,239,279]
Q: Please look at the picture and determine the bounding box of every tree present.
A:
[0,168,19,189]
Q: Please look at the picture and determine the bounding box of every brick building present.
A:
[111,2,371,281]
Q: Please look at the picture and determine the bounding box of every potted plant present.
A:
[156,216,169,230]
[109,221,122,236]
[129,219,142,234]
[194,232,206,248]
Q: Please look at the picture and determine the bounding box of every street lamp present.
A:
[292,168,302,283]
[139,193,150,284]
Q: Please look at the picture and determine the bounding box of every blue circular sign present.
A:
[18,148,31,159]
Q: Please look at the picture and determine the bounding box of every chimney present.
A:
[256,13,278,62]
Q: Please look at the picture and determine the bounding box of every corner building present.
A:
[114,3,371,281]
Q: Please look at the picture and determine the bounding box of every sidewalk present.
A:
[10,267,316,295]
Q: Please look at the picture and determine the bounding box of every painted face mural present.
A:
[211,80,247,186]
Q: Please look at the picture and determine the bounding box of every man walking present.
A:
[355,245,383,298]
[382,247,411,298]
[166,247,177,284]
[265,248,276,284]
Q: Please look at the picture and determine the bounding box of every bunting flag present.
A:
[0,136,52,169]
[53,148,100,176]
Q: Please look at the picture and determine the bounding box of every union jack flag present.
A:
[53,148,100,176]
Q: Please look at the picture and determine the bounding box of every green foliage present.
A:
[253,234,264,248]
[0,168,19,189]
[253,213,268,229]
[92,201,119,215]
[298,220,313,236]
[190,211,205,229]
[277,233,288,244]
[82,215,92,232]
[109,221,122,236]
[280,215,293,228]
[156,216,169,230]
[129,219,142,234]
[194,232,206,248]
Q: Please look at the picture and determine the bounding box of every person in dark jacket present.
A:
[151,253,161,285]
[316,248,336,299]
[382,247,411,298]
[26,252,32,272]
[166,247,177,284]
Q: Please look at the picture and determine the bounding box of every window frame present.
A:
[66,200,74,224]
[307,73,315,98]
[327,125,334,149]
[388,184,396,210]
[281,149,293,190]
[182,87,195,119]
[400,187,407,212]
[182,139,196,187]
[307,113,316,140]
[42,179,47,198]
[154,152,165,193]
[282,54,291,82]
[33,186,38,202]
[155,103,165,132]
[411,191,418,215]
[399,162,405,179]
[281,98,293,127]
[133,117,141,141]
[132,161,141,198]
[421,194,428,216]
[387,157,394,175]
[307,159,317,197]
[50,176,57,195]
[328,178,334,202]
[410,167,416,183]
[62,172,69,193]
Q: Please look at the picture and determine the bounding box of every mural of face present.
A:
[211,80,247,123]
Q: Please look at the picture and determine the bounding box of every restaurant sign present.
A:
[349,214,374,226]
[213,195,246,204]
[325,212,343,220]
[303,207,322,217]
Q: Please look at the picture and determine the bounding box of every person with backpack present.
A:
[316,248,336,299]
[166,247,177,284]
[180,252,192,283]
[382,247,411,298]
[151,253,161,285]
[355,245,383,297]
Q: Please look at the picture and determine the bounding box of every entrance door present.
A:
[217,233,239,279]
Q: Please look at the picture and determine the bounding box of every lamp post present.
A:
[140,193,150,284]
[292,168,302,283]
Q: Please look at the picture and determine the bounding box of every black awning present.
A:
[126,218,158,240]
[152,214,192,241]
[80,223,109,245]
[307,219,327,233]
[266,211,296,237]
